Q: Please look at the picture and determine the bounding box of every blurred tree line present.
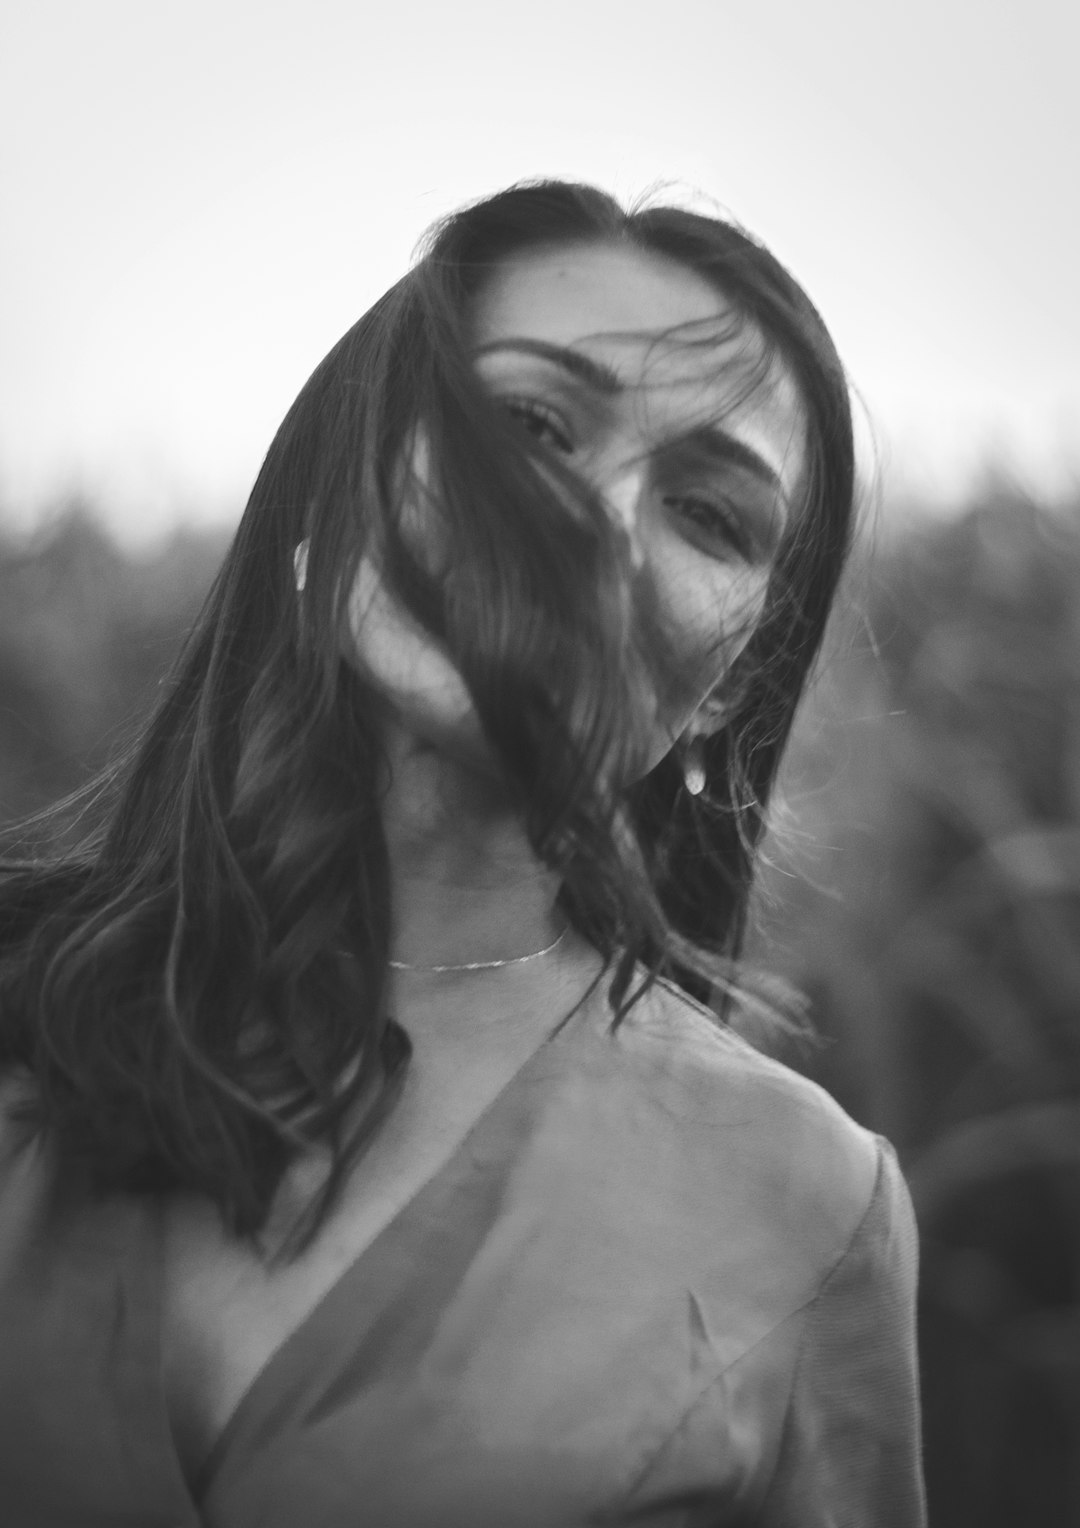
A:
[1,487,1078,1524]
[751,482,1080,1525]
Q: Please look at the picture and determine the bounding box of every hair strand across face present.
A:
[0,179,855,1256]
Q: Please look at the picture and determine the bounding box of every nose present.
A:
[601,461,648,567]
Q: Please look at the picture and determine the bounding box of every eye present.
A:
[502,397,575,455]
[664,493,754,561]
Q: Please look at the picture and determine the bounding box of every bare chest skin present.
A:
[159,963,600,1490]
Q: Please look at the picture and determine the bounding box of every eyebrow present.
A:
[472,337,786,496]
[671,426,784,498]
[473,337,625,395]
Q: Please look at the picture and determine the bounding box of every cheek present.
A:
[343,557,481,741]
[646,539,771,711]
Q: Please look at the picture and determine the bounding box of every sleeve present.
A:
[755,1136,927,1528]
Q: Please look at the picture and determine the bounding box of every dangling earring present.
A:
[293,539,309,592]
[681,734,707,797]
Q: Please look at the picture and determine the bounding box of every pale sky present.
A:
[2,0,1078,545]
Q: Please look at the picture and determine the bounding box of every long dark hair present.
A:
[0,180,855,1251]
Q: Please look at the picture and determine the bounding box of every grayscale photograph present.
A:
[1,3,1077,1524]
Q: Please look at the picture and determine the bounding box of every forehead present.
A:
[470,241,807,500]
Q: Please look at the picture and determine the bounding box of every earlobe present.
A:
[293,540,310,592]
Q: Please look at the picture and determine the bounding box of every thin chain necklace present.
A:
[388,926,569,974]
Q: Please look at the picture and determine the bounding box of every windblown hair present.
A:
[0,180,855,1252]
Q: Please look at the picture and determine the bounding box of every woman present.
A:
[0,181,925,1526]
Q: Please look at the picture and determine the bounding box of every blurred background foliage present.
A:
[751,483,1080,1525]
[1,487,1078,1524]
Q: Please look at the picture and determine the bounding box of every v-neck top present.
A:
[0,979,926,1528]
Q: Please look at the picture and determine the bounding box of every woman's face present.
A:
[346,240,807,779]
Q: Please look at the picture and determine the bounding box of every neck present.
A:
[378,724,565,973]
